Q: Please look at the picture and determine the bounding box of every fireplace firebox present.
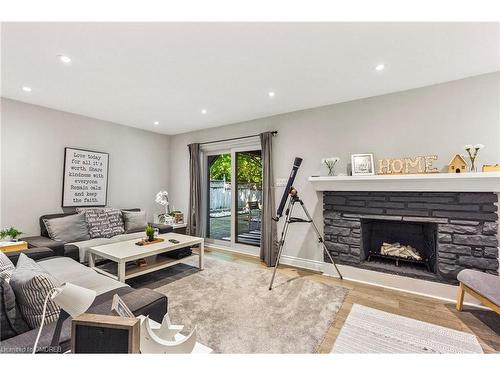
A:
[361,219,437,274]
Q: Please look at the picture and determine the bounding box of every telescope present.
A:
[274,157,303,221]
[269,157,342,290]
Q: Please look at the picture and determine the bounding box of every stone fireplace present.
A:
[323,191,499,284]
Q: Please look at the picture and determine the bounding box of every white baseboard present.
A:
[279,254,326,273]
[205,243,260,257]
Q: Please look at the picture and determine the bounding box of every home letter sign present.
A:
[378,155,438,175]
[62,147,109,207]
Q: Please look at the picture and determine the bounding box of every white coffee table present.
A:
[88,233,204,282]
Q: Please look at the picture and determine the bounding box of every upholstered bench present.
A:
[456,269,500,314]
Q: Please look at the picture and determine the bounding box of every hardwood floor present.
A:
[206,247,500,353]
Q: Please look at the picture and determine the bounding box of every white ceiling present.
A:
[1,22,499,135]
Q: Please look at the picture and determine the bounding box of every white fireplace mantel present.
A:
[308,172,500,192]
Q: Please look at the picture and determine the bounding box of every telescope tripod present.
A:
[268,190,343,290]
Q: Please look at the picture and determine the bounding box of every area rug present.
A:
[331,304,483,353]
[129,257,347,353]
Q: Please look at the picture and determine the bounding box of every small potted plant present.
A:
[0,227,23,242]
[145,225,155,242]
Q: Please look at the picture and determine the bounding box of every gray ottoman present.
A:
[456,269,500,314]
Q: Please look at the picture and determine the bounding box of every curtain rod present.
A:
[197,130,277,146]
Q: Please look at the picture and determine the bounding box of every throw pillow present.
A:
[0,251,15,281]
[76,208,125,238]
[9,253,61,329]
[0,277,30,340]
[43,213,90,243]
[122,210,148,233]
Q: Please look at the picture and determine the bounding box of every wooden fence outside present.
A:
[209,180,262,211]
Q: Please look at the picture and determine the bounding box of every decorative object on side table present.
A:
[378,155,438,174]
[155,190,172,224]
[0,227,23,242]
[448,154,468,173]
[351,153,375,176]
[321,157,340,176]
[173,211,184,224]
[464,143,484,172]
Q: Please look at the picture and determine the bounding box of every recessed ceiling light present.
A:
[201,109,208,115]
[22,86,32,92]
[57,54,72,64]
[153,121,159,126]
[375,64,385,71]
[268,91,276,98]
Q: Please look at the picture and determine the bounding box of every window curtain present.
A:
[259,132,278,266]
[187,143,202,236]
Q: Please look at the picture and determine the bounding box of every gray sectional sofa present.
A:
[1,208,177,353]
[1,251,168,353]
[21,208,172,263]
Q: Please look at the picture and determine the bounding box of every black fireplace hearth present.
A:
[323,191,499,284]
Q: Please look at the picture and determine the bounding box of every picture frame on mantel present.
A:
[62,147,109,207]
[351,153,375,176]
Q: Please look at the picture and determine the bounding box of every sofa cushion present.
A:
[0,251,15,281]
[1,278,30,340]
[39,213,75,238]
[38,257,126,295]
[65,237,113,263]
[122,210,148,233]
[9,254,61,329]
[76,208,125,239]
[110,232,146,242]
[43,212,90,243]
[4,247,55,266]
[457,269,500,306]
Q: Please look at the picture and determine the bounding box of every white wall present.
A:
[1,98,170,235]
[168,72,500,261]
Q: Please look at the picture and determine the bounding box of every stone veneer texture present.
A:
[323,192,499,284]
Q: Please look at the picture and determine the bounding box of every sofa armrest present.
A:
[6,247,55,266]
[20,236,65,256]
[148,223,173,234]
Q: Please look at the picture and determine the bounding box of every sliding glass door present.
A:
[203,141,262,253]
[235,150,262,246]
[206,153,232,241]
